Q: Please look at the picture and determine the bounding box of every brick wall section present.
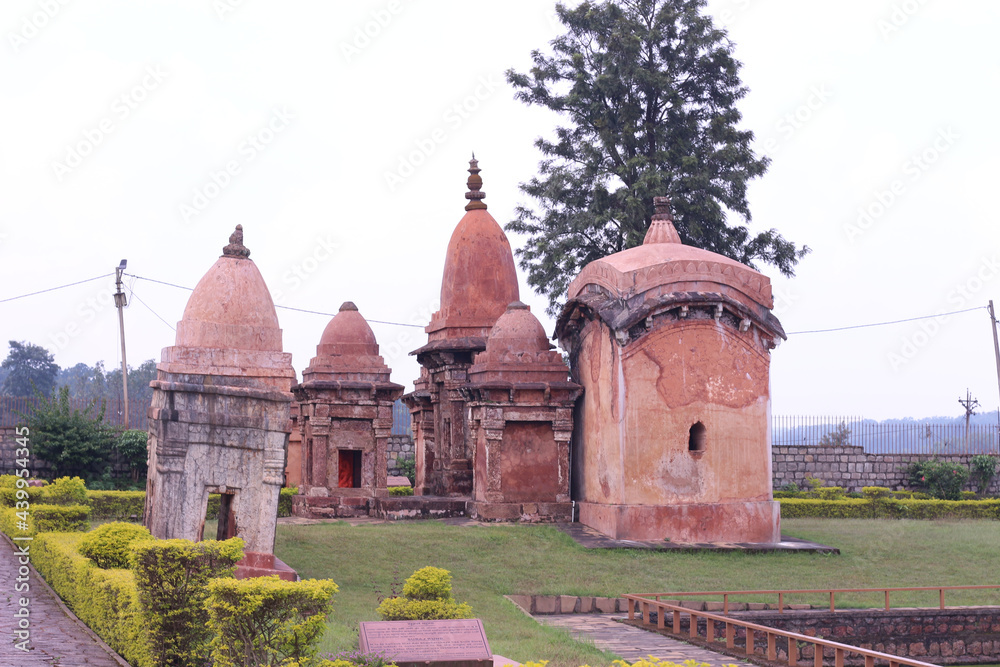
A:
[772,444,1000,495]
[725,607,1000,665]
[386,435,414,477]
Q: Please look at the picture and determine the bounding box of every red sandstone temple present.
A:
[146,159,785,546]
[554,197,786,543]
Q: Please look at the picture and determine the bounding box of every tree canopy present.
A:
[506,0,809,314]
[1,340,59,397]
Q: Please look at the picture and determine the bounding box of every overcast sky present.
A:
[1,0,997,421]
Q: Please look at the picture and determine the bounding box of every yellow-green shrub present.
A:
[43,476,89,505]
[205,576,338,667]
[778,497,1000,520]
[78,521,154,569]
[132,538,245,667]
[31,533,150,667]
[816,486,845,500]
[0,504,91,537]
[375,597,473,621]
[376,566,473,621]
[388,486,413,496]
[88,490,146,520]
[0,479,46,506]
[279,486,298,517]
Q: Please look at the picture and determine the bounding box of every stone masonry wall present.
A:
[386,434,414,478]
[772,444,1000,495]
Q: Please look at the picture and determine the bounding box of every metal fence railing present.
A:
[772,414,999,455]
[0,395,149,430]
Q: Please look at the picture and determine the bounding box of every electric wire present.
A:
[4,271,993,336]
[785,305,986,335]
[124,272,425,328]
[0,273,114,304]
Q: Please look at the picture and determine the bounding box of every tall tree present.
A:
[506,0,809,314]
[1,340,59,397]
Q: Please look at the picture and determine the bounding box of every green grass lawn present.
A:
[274,518,1000,666]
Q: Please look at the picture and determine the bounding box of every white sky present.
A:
[1,0,998,421]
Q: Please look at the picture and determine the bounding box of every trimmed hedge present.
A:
[778,497,1000,519]
[88,490,146,520]
[377,566,473,621]
[388,486,414,496]
[78,522,155,569]
[0,504,91,537]
[206,576,338,667]
[84,487,297,521]
[132,538,245,667]
[31,533,149,667]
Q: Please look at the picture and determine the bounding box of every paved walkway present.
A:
[0,534,126,666]
[535,614,750,666]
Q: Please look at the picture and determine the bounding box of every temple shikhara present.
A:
[145,159,786,550]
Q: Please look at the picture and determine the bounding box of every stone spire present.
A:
[223,224,251,258]
[464,153,487,211]
[643,197,681,245]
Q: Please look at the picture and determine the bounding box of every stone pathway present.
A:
[0,534,127,666]
[535,614,751,666]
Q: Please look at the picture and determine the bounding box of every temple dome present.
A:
[425,157,519,339]
[566,197,774,312]
[316,302,379,358]
[483,301,550,357]
[302,301,393,380]
[470,301,567,377]
[174,225,283,352]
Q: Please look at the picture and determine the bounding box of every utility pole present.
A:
[989,300,1000,448]
[958,388,979,454]
[114,260,129,429]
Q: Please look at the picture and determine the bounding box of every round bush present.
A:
[44,476,89,506]
[402,566,454,601]
[78,521,154,569]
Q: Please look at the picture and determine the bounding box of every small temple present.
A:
[144,225,297,578]
[292,302,403,518]
[554,197,786,542]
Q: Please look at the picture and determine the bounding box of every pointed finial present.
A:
[643,197,682,245]
[222,224,251,258]
[339,301,359,312]
[465,153,487,211]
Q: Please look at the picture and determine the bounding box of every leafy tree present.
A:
[27,385,117,480]
[506,0,809,313]
[1,340,60,397]
[58,361,109,402]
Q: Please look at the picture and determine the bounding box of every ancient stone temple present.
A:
[292,302,403,518]
[404,157,519,497]
[554,198,786,543]
[463,301,581,522]
[145,226,296,555]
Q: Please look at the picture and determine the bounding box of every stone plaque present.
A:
[359,619,492,667]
